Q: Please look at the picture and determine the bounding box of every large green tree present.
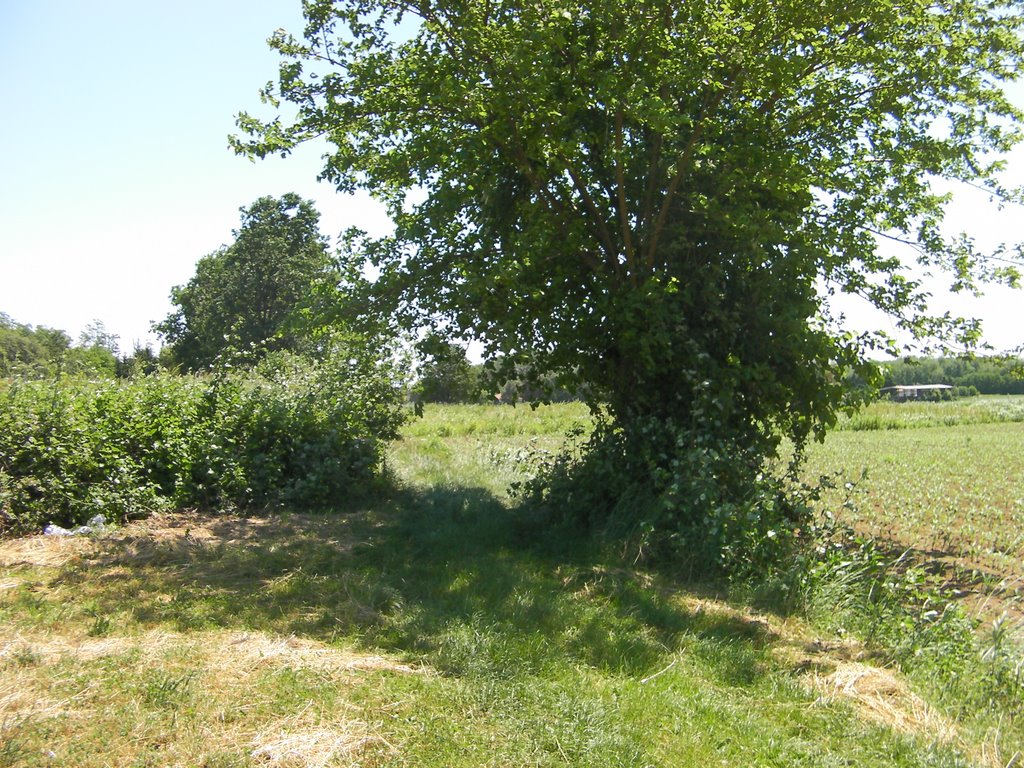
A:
[156,194,340,370]
[233,0,1024,564]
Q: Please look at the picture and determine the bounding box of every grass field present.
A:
[834,396,1024,432]
[1,398,1022,766]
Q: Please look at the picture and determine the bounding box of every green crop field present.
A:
[804,397,1024,620]
[1,397,1022,767]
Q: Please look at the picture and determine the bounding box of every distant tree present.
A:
[494,368,580,405]
[0,315,44,375]
[62,319,119,378]
[416,335,480,403]
[31,326,73,364]
[155,194,339,370]
[116,343,161,378]
[77,320,120,355]
[0,313,72,377]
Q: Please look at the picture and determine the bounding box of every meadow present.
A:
[1,397,1022,766]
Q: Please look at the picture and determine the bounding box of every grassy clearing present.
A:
[400,402,592,439]
[1,400,1022,766]
[0,511,983,767]
[390,402,592,493]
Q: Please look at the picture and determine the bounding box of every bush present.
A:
[0,346,406,534]
[513,415,812,581]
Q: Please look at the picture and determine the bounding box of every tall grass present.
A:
[835,395,1024,431]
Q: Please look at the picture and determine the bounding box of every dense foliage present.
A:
[0,314,69,376]
[234,0,1024,570]
[154,194,344,371]
[0,343,406,534]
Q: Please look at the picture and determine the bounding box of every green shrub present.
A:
[0,346,406,533]
[0,376,169,532]
[513,416,812,580]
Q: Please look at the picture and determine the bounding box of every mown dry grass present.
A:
[2,507,1012,767]
[0,620,414,767]
[811,662,957,743]
[0,513,422,768]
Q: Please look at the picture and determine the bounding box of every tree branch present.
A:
[560,155,620,271]
[644,86,725,268]
[614,107,637,281]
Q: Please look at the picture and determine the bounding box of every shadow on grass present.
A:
[63,483,773,686]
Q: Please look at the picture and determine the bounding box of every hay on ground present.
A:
[811,661,957,743]
[249,723,388,768]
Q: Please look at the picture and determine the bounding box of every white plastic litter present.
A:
[43,514,108,537]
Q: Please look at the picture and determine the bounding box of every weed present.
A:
[139,670,195,710]
[803,518,1024,755]
[5,644,42,668]
[85,605,113,637]
[977,615,1024,717]
[0,718,28,766]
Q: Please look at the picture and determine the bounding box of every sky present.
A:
[0,0,391,351]
[0,1,1021,355]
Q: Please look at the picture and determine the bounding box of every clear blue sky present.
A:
[0,1,1021,354]
[0,0,390,351]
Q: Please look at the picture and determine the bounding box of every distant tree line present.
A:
[0,314,157,379]
[414,335,582,405]
[882,356,1024,395]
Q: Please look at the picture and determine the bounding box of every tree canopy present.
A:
[155,194,340,370]
[237,0,1022,433]
[415,334,481,403]
[0,314,68,377]
[233,0,1024,567]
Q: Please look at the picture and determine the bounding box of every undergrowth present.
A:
[0,348,405,533]
[801,517,1024,751]
[511,416,813,584]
